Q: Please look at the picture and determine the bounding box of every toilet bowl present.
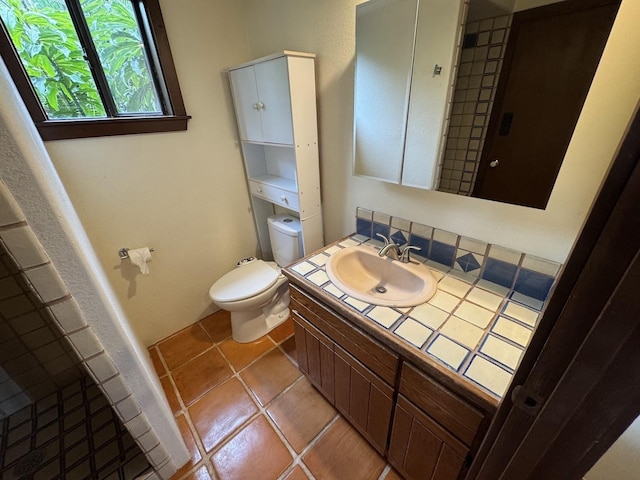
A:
[209,215,302,343]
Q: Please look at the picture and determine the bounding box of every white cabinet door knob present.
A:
[252,103,259,110]
[257,187,262,193]
[281,195,288,203]
[258,102,265,110]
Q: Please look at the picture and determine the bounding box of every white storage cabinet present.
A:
[227,51,323,259]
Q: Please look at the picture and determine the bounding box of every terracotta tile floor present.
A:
[148,310,400,480]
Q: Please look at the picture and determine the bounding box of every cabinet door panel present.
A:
[254,57,293,145]
[389,395,468,480]
[293,317,308,374]
[294,311,335,403]
[334,345,394,455]
[229,65,262,142]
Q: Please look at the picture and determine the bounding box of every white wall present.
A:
[44,0,257,346]
[586,415,640,480]
[245,0,640,265]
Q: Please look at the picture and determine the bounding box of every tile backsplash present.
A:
[356,207,560,304]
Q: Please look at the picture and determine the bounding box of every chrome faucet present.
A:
[376,234,400,260]
[376,234,420,263]
[399,245,420,263]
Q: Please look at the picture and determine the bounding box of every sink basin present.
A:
[325,245,438,307]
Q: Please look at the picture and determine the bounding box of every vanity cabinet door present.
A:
[292,311,335,403]
[389,395,468,480]
[334,345,394,455]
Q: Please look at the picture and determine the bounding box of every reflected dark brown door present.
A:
[472,0,620,209]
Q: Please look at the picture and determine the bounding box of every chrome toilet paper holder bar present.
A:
[119,247,155,260]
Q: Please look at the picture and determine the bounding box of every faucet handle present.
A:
[375,233,391,246]
[400,245,420,263]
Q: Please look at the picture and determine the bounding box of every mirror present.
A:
[353,0,465,189]
[353,0,619,208]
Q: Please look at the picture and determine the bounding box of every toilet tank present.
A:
[267,215,303,267]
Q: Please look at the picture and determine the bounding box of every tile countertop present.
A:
[283,235,546,407]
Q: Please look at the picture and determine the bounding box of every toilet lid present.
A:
[209,260,279,302]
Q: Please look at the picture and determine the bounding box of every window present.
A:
[0,0,188,140]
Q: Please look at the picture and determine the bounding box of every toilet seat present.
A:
[209,260,279,303]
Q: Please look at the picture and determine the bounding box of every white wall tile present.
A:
[115,396,142,423]
[147,444,169,466]
[0,181,25,226]
[137,429,161,452]
[86,353,119,383]
[125,415,152,438]
[48,298,87,333]
[68,328,103,359]
[0,227,49,269]
[101,375,130,404]
[24,264,69,303]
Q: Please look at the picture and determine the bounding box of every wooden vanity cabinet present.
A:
[292,307,396,455]
[388,364,488,480]
[289,284,493,479]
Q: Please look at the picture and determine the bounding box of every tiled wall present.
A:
[0,242,84,419]
[439,14,512,195]
[356,207,560,303]
[0,180,178,480]
[1,376,150,479]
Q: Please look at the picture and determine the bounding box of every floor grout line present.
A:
[152,317,393,480]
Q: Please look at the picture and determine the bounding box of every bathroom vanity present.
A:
[283,238,507,480]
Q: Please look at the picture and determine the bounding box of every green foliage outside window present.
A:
[0,0,161,119]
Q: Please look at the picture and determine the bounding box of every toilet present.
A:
[208,214,303,343]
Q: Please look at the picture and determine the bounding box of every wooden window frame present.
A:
[0,0,189,141]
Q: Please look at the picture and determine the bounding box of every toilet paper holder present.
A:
[119,247,155,260]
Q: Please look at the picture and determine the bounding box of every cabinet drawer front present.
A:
[400,363,485,447]
[249,180,299,211]
[389,395,468,480]
[291,286,399,385]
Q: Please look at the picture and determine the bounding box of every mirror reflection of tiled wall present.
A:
[439,14,512,195]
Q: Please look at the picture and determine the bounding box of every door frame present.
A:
[466,103,640,478]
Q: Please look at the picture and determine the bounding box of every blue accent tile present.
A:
[482,258,518,289]
[390,230,407,245]
[356,218,372,238]
[514,269,555,301]
[372,222,390,241]
[456,253,481,272]
[430,240,456,267]
[409,234,430,258]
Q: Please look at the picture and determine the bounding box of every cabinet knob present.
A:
[257,187,262,193]
[490,159,500,168]
[257,102,265,110]
[252,103,259,110]
[281,195,288,204]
